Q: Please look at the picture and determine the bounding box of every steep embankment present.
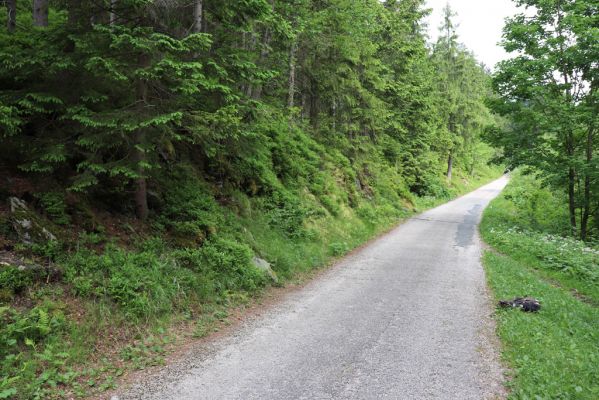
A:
[1,159,502,399]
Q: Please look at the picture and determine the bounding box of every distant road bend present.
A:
[121,177,509,400]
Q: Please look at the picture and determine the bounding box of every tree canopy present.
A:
[488,0,599,240]
[1,0,495,219]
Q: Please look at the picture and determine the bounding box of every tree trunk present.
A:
[6,0,16,32]
[287,40,297,108]
[581,116,594,241]
[446,152,453,181]
[110,0,117,25]
[133,130,149,220]
[193,0,203,33]
[251,28,271,100]
[309,78,319,128]
[568,165,576,235]
[134,54,150,220]
[33,0,49,27]
[565,128,577,235]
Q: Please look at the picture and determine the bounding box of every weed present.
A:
[120,336,170,370]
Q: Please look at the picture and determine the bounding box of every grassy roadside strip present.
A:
[480,174,599,399]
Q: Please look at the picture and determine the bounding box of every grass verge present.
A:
[481,172,599,399]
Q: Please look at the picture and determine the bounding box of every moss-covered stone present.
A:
[8,197,57,244]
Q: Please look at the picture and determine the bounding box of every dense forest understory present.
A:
[0,0,597,398]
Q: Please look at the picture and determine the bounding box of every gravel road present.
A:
[119,176,509,400]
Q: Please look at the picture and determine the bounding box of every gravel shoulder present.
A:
[116,177,509,400]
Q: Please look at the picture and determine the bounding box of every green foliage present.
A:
[261,189,308,238]
[431,4,495,180]
[488,0,599,240]
[488,172,571,235]
[0,302,72,399]
[481,173,599,302]
[482,172,599,399]
[0,0,506,398]
[328,242,350,257]
[177,238,267,294]
[63,236,266,318]
[0,0,498,216]
[156,166,223,245]
[34,192,70,226]
[64,244,196,318]
[0,265,33,296]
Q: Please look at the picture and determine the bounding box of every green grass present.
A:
[481,173,599,303]
[483,252,599,399]
[481,172,599,399]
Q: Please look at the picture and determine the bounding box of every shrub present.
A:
[328,242,349,256]
[261,189,307,238]
[63,237,267,318]
[156,166,223,246]
[64,245,198,318]
[0,302,69,399]
[0,265,34,295]
[187,238,267,294]
[35,192,70,226]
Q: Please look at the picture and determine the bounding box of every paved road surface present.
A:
[120,177,509,400]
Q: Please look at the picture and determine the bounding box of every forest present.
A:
[0,0,596,399]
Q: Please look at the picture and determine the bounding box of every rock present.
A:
[9,197,27,213]
[252,256,278,283]
[8,197,57,244]
[0,251,63,283]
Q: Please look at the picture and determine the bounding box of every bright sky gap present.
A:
[425,0,522,69]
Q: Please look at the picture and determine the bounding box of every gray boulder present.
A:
[252,256,278,283]
[9,197,57,244]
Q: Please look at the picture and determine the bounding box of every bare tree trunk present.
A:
[300,90,307,119]
[309,87,319,128]
[134,54,150,220]
[6,0,16,32]
[568,166,577,235]
[251,28,271,100]
[581,116,595,241]
[193,0,203,33]
[287,40,297,108]
[33,0,49,27]
[565,130,577,235]
[446,152,453,181]
[110,0,117,25]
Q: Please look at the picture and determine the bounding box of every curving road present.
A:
[120,176,509,400]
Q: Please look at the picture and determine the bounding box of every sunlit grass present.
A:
[481,173,599,399]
